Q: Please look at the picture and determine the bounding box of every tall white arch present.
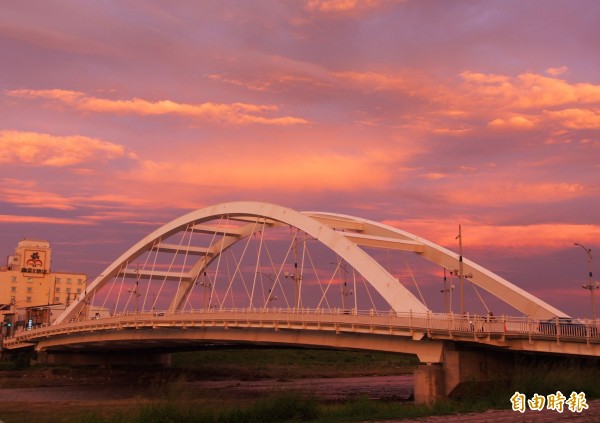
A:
[56,201,568,323]
[305,211,568,320]
[56,202,428,323]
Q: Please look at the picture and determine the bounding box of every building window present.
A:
[27,287,32,293]
[66,287,71,293]
[54,296,60,303]
[56,277,61,283]
[77,278,83,284]
[11,276,17,282]
[11,286,16,293]
[76,289,81,294]
[67,278,72,284]
[55,287,60,293]
[26,296,31,302]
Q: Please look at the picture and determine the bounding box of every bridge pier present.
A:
[414,363,444,404]
[34,350,172,367]
[414,342,514,404]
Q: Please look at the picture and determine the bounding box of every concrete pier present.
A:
[414,342,514,404]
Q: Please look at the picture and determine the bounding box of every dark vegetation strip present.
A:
[0,348,598,422]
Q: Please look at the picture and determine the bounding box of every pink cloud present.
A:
[441,181,589,206]
[0,177,157,213]
[459,71,600,109]
[544,108,600,129]
[0,214,92,225]
[546,66,568,77]
[332,70,407,91]
[134,150,394,191]
[0,187,75,211]
[0,130,127,166]
[304,0,401,14]
[488,115,536,130]
[8,89,308,126]
[384,219,600,254]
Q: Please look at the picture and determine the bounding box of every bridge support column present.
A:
[414,363,444,404]
[442,343,513,399]
[35,351,172,367]
[414,343,514,404]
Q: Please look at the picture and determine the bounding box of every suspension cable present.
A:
[211,215,230,310]
[250,219,266,308]
[303,243,331,309]
[316,258,341,310]
[114,262,129,313]
[145,239,162,311]
[471,283,490,314]
[406,261,428,309]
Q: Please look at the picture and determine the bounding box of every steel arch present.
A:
[305,211,568,320]
[56,201,567,324]
[56,202,428,323]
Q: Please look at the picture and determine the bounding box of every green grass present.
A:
[509,358,600,399]
[71,394,449,423]
[73,392,528,423]
[170,347,418,380]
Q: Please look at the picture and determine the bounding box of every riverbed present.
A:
[0,373,414,402]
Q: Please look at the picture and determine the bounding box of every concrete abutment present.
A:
[414,342,514,404]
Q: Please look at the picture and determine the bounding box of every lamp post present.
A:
[456,225,465,315]
[285,237,302,309]
[574,243,598,319]
[199,272,212,310]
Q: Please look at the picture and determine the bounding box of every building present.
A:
[0,239,87,331]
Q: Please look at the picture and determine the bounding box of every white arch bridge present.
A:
[3,202,599,400]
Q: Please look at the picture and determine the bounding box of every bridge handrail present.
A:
[4,308,599,350]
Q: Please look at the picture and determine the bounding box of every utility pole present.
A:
[456,225,465,315]
[441,268,454,313]
[129,268,141,314]
[338,261,352,311]
[285,236,302,309]
[575,243,597,319]
[200,271,212,310]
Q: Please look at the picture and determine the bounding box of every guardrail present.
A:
[4,308,600,350]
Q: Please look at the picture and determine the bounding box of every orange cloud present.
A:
[385,219,600,254]
[0,177,158,212]
[0,214,92,225]
[544,108,600,129]
[0,187,75,210]
[0,130,127,166]
[333,70,407,91]
[305,0,390,13]
[8,89,308,126]
[546,66,568,76]
[460,71,600,109]
[445,181,588,206]
[133,150,394,191]
[488,115,536,130]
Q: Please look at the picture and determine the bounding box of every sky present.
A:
[1,0,599,318]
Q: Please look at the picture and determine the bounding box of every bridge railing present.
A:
[4,308,600,349]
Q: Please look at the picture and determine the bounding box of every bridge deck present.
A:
[4,310,599,359]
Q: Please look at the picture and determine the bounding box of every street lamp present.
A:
[574,243,598,319]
